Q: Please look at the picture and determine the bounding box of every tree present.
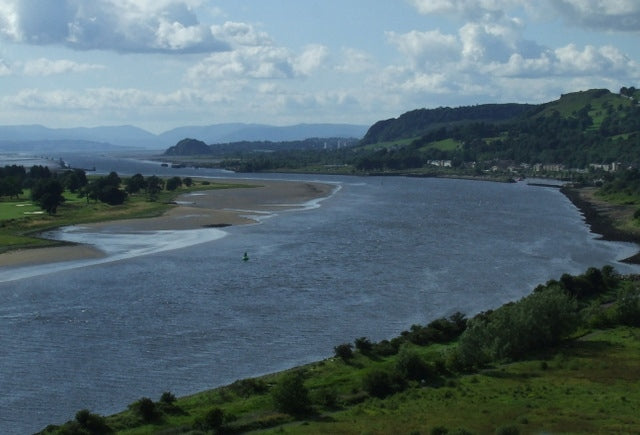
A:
[146,175,164,200]
[74,409,112,434]
[183,177,193,187]
[0,177,23,199]
[62,169,87,193]
[99,185,128,205]
[31,179,65,214]
[271,372,311,415]
[126,173,146,194]
[354,337,373,354]
[131,397,158,423]
[334,343,354,361]
[165,176,182,191]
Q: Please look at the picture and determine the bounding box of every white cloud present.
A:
[553,0,640,31]
[22,58,105,76]
[186,42,327,83]
[335,48,375,74]
[0,0,229,53]
[211,21,272,46]
[387,30,460,69]
[408,0,526,20]
[293,44,328,76]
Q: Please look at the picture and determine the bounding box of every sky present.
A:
[0,0,639,134]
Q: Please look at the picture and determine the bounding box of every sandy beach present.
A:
[0,179,335,268]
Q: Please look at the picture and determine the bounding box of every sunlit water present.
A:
[1,157,638,433]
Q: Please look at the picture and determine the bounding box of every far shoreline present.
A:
[560,185,640,264]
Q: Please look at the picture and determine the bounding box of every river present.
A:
[1,155,638,433]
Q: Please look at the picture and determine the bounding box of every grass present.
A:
[418,138,462,152]
[43,325,640,434]
[0,179,255,254]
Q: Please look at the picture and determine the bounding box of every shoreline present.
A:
[0,179,335,268]
[560,186,640,264]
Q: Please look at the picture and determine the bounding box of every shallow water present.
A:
[0,163,638,433]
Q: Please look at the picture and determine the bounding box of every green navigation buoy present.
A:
[242,252,249,261]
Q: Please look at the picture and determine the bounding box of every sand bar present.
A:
[0,179,335,268]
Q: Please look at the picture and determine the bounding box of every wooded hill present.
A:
[161,87,640,173]
[355,88,640,171]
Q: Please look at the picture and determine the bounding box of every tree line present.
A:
[0,164,193,215]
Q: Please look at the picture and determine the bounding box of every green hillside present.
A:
[198,87,639,175]
[352,87,640,172]
[40,267,640,434]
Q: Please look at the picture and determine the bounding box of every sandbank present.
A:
[0,179,334,268]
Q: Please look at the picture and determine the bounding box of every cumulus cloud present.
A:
[186,42,327,83]
[211,21,273,46]
[22,58,105,76]
[408,0,525,21]
[387,30,460,68]
[0,0,229,53]
[553,0,640,31]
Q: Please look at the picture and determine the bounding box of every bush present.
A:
[615,286,640,326]
[312,387,339,410]
[159,391,176,404]
[450,286,578,370]
[229,378,268,397]
[354,336,373,354]
[373,339,401,356]
[193,407,225,432]
[396,346,435,381]
[130,397,158,423]
[334,343,354,361]
[362,368,406,398]
[495,424,520,435]
[271,372,311,415]
[74,409,112,434]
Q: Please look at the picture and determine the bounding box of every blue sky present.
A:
[0,0,639,133]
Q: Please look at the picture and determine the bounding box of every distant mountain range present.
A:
[0,123,369,152]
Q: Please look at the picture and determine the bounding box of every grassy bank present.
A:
[0,179,254,254]
[39,269,640,434]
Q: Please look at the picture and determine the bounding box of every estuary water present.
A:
[1,156,639,433]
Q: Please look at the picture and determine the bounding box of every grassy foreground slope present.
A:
[40,268,640,434]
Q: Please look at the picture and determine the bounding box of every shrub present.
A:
[130,397,158,423]
[74,409,112,434]
[193,407,225,432]
[362,368,406,398]
[615,286,640,326]
[160,391,176,404]
[312,387,339,409]
[495,424,520,435]
[271,372,311,415]
[396,346,435,381]
[334,343,354,361]
[373,339,401,356]
[229,378,268,397]
[354,336,373,354]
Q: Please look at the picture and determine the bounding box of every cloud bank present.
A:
[0,0,229,53]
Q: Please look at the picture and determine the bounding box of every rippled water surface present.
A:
[1,157,638,433]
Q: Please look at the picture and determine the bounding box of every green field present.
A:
[0,179,254,253]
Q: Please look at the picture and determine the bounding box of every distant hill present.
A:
[0,123,368,153]
[164,138,210,156]
[355,88,640,170]
[163,137,359,157]
[361,103,535,145]
[158,123,368,146]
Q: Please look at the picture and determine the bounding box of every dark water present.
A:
[1,156,638,433]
